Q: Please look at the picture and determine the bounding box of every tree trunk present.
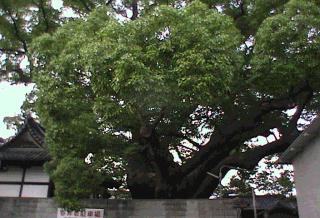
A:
[127,151,157,198]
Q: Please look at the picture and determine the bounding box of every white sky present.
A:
[0,82,33,139]
[52,0,63,9]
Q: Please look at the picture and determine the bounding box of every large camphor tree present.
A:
[1,0,319,206]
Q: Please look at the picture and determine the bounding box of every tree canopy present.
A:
[1,0,320,207]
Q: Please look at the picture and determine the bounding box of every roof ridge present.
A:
[0,116,46,151]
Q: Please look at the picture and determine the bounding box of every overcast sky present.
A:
[0,82,33,139]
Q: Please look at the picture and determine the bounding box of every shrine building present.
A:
[0,116,53,198]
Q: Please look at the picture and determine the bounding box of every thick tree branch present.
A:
[165,131,202,150]
[0,48,25,55]
[181,81,312,177]
[106,0,113,5]
[286,88,313,131]
[224,131,299,170]
[174,81,314,198]
[180,99,292,177]
[190,91,312,198]
[190,128,300,198]
[7,12,28,53]
[0,67,31,83]
[1,6,33,84]
[234,0,245,20]
[222,87,312,170]
[176,143,198,152]
[131,0,139,20]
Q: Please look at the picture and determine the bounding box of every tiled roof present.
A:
[0,116,50,162]
[0,148,50,161]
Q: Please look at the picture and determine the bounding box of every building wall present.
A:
[293,137,320,218]
[0,166,49,198]
[0,198,239,218]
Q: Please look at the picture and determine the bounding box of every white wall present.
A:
[293,138,320,218]
[0,166,23,182]
[21,185,48,198]
[0,165,49,198]
[0,166,23,197]
[24,166,50,183]
[23,167,50,197]
[0,184,21,197]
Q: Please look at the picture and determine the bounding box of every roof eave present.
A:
[279,116,320,163]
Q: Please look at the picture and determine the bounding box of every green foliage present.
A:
[252,0,320,95]
[214,155,295,198]
[90,2,242,129]
[251,156,295,197]
[213,171,253,198]
[3,0,320,207]
[31,1,244,204]
[3,115,24,131]
[32,9,130,201]
[48,157,104,209]
[32,0,243,150]
[0,0,60,82]
[202,0,290,36]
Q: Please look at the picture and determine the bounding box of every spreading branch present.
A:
[165,131,202,150]
[188,90,312,198]
[174,81,314,199]
[7,12,28,53]
[190,125,300,198]
[181,81,312,176]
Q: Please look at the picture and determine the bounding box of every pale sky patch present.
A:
[0,82,33,139]
[52,0,63,10]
